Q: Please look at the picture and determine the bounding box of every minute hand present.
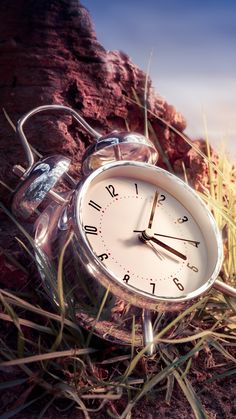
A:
[142,230,187,260]
[148,191,159,229]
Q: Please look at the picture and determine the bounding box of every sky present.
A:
[82,0,236,159]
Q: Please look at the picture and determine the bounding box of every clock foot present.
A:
[142,309,155,356]
[214,279,236,297]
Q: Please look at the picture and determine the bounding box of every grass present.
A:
[0,101,236,418]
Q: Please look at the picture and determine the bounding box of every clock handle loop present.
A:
[12,104,102,219]
[16,104,101,177]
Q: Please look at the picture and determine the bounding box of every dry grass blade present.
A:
[85,286,110,347]
[199,367,236,389]
[0,203,57,290]
[130,315,136,359]
[123,297,208,379]
[148,121,174,172]
[0,347,96,367]
[99,355,131,365]
[165,374,174,404]
[204,116,215,202]
[161,349,208,418]
[0,248,28,274]
[0,292,22,335]
[2,107,17,132]
[38,396,56,419]
[151,330,236,345]
[0,289,82,333]
[71,242,97,304]
[56,383,90,419]
[0,180,14,192]
[131,88,174,172]
[199,191,236,230]
[126,95,236,194]
[173,371,207,419]
[226,295,236,313]
[120,345,203,419]
[0,312,54,335]
[2,107,42,159]
[210,339,236,363]
[143,50,153,138]
[49,230,75,354]
[57,231,74,315]
[0,394,46,419]
[0,378,28,390]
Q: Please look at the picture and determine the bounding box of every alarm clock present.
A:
[11,104,236,355]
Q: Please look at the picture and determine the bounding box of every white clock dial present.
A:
[75,162,222,305]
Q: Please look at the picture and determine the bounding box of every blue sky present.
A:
[82,1,236,157]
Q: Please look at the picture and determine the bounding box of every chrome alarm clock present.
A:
[11,104,236,355]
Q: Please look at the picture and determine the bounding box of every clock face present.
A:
[75,162,222,305]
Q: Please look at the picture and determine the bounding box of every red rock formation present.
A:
[0,4,232,417]
[0,0,189,189]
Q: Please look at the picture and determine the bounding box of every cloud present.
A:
[84,0,236,77]
[82,0,236,155]
[153,76,236,156]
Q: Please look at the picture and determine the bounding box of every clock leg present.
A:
[214,279,236,297]
[142,309,155,356]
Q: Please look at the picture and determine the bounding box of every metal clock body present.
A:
[71,160,222,312]
[11,104,235,353]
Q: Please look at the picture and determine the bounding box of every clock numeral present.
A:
[134,183,138,195]
[88,200,102,212]
[98,253,108,261]
[158,194,166,205]
[173,277,184,291]
[178,216,188,223]
[105,184,118,198]
[187,263,199,272]
[84,225,98,235]
[150,282,156,294]
[123,274,130,283]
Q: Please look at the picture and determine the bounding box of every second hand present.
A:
[134,230,200,246]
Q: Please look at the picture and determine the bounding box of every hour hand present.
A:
[141,229,187,261]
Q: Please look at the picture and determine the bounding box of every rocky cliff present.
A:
[0,0,211,287]
[0,0,199,188]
